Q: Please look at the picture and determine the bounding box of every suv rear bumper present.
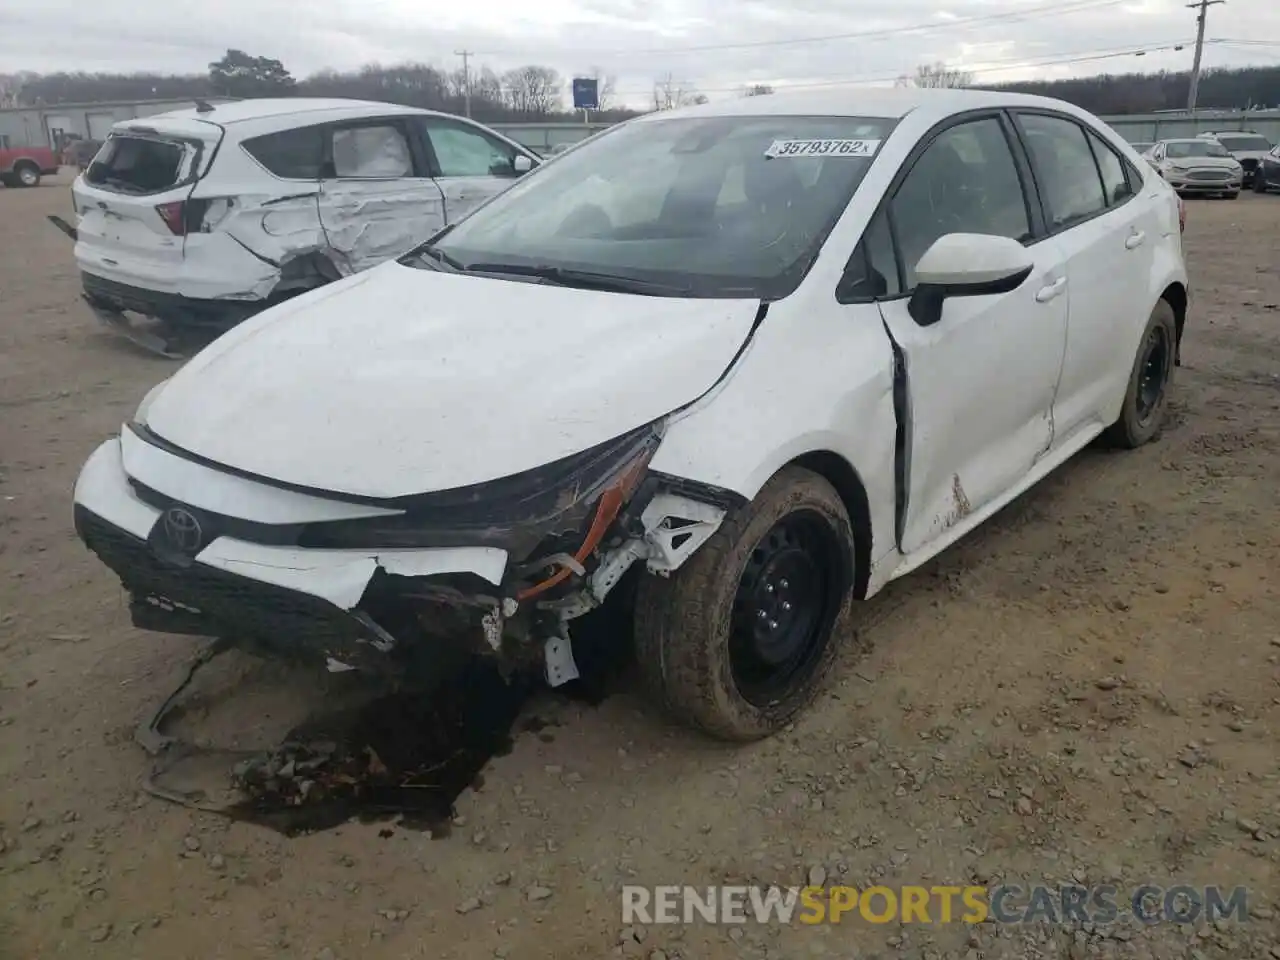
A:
[81,272,263,329]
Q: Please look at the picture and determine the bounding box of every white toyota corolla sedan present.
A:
[73,88,1189,742]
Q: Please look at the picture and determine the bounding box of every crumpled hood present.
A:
[144,262,760,499]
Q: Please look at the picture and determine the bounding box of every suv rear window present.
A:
[85,135,189,194]
[242,126,325,179]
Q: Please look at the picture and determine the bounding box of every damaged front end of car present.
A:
[75,419,735,690]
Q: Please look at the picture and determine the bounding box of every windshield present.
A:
[417,114,897,300]
[1165,141,1231,159]
[1215,135,1272,152]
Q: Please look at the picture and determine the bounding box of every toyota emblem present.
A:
[162,506,204,554]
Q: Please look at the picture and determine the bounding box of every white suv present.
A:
[68,98,539,356]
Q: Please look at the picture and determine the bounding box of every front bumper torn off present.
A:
[73,432,733,684]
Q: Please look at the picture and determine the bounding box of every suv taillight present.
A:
[156,200,186,236]
[155,197,235,236]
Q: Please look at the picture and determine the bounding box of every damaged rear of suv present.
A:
[64,98,538,357]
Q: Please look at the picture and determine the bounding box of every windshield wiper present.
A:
[464,263,691,296]
[404,245,466,272]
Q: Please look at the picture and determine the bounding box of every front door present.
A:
[872,113,1070,556]
[316,118,446,274]
[415,116,528,223]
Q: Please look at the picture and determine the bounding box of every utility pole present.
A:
[1186,0,1225,112]
[455,49,473,118]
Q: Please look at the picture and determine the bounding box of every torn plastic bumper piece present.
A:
[72,501,512,679]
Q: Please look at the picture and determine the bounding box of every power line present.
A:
[1186,0,1227,111]
[471,0,1129,59]
[608,39,1198,96]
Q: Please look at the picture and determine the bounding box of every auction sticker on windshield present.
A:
[765,139,882,158]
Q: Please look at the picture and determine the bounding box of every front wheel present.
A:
[634,467,854,741]
[1255,175,1268,194]
[1103,301,1177,449]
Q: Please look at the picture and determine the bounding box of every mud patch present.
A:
[146,594,637,836]
[226,661,536,836]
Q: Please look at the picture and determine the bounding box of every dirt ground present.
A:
[1,174,1278,960]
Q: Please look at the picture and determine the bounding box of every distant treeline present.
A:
[3,49,1279,119]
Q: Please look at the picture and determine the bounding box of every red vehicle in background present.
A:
[0,145,60,187]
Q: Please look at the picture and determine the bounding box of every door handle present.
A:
[1035,277,1067,303]
[1125,231,1146,250]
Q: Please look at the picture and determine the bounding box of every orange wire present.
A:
[516,487,625,601]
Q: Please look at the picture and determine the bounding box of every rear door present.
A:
[73,119,223,288]
[315,117,446,274]
[414,116,533,223]
[1012,111,1156,445]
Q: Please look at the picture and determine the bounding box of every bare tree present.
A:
[501,65,562,115]
[742,83,775,97]
[652,73,708,110]
[898,62,974,89]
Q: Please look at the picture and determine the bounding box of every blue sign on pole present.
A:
[572,77,600,110]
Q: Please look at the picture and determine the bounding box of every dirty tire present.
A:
[1103,299,1177,449]
[633,466,854,742]
[14,163,40,188]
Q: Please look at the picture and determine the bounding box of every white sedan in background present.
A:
[1146,138,1243,198]
[74,88,1189,741]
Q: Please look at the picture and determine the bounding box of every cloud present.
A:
[1,0,1275,107]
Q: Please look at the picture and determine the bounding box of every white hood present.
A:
[144,262,760,499]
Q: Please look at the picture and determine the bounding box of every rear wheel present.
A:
[13,163,40,188]
[1255,173,1268,194]
[634,467,854,741]
[1103,301,1177,449]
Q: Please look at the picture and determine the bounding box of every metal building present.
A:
[0,98,235,151]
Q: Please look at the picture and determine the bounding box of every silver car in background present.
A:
[1147,138,1243,199]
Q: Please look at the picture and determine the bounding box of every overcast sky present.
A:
[2,0,1277,107]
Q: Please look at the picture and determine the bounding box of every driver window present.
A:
[424,120,517,177]
[889,117,1031,292]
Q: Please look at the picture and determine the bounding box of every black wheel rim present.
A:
[1135,324,1170,425]
[729,510,845,708]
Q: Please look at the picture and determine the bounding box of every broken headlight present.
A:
[295,423,662,560]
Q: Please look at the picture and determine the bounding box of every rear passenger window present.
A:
[242,126,324,179]
[1085,130,1133,206]
[330,124,413,178]
[1018,114,1107,229]
[890,116,1031,291]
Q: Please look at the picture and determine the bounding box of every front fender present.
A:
[648,299,900,583]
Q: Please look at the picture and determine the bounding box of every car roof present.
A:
[135,98,434,127]
[628,86,1105,124]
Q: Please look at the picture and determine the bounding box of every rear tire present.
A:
[633,467,854,741]
[1103,300,1177,449]
[13,163,40,188]
[1255,174,1268,194]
